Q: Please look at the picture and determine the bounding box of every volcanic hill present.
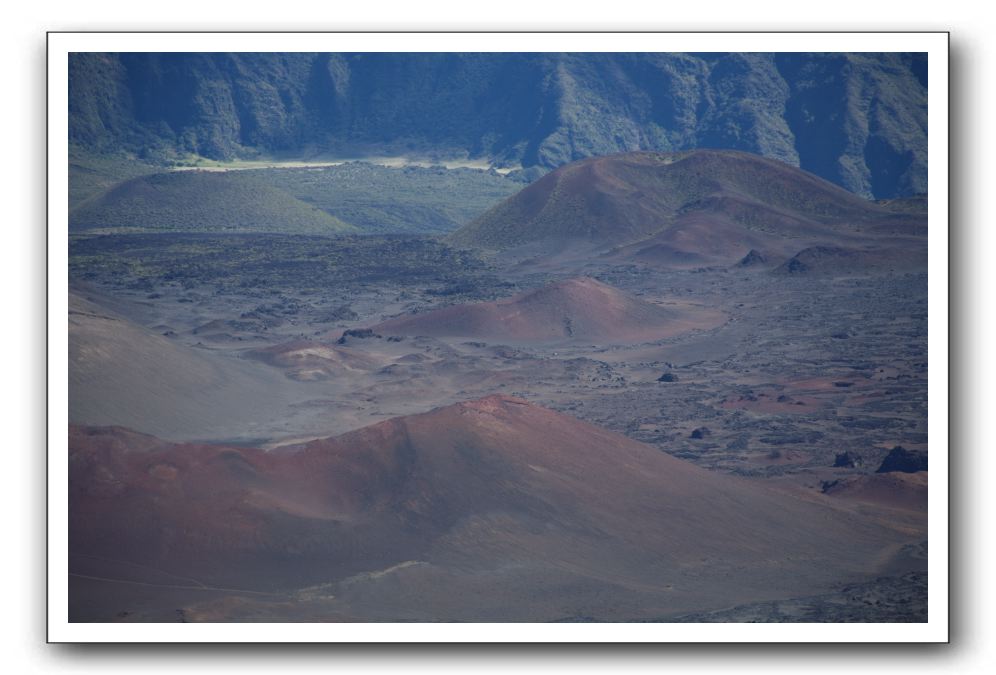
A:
[448,150,926,266]
[70,395,923,622]
[370,277,723,344]
[70,171,355,234]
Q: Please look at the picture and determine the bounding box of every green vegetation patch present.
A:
[70,171,355,235]
[69,147,160,210]
[69,156,522,236]
[260,163,522,234]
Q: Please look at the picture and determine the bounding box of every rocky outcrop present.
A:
[737,249,768,267]
[833,451,861,468]
[69,52,928,198]
[876,446,928,473]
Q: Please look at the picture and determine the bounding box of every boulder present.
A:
[876,446,927,473]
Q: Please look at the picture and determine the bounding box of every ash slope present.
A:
[448,150,925,266]
[371,277,723,344]
[70,395,922,622]
[69,290,303,441]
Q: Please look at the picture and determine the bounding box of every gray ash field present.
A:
[68,151,929,623]
[70,233,927,476]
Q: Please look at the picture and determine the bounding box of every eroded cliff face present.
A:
[69,52,927,198]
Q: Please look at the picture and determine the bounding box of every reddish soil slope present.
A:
[371,277,723,344]
[70,395,922,621]
[448,150,925,267]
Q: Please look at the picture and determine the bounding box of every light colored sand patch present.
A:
[171,156,517,174]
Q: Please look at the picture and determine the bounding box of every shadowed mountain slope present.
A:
[69,52,927,198]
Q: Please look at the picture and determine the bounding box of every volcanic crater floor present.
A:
[69,232,928,622]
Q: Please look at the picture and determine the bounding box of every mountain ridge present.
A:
[69,52,927,198]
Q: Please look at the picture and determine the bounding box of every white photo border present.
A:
[47,31,949,643]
